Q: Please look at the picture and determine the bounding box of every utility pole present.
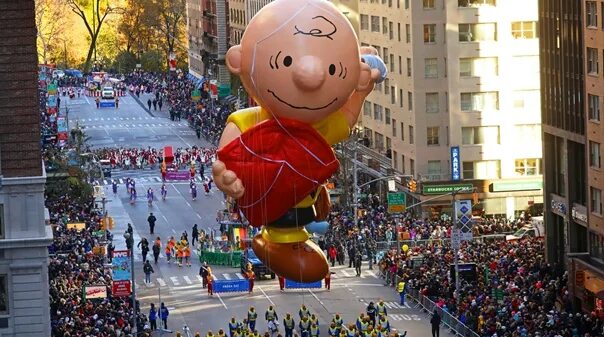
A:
[352,141,359,228]
[130,238,137,336]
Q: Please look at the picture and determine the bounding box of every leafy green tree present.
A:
[113,50,138,73]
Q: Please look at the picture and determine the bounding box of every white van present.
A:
[506,216,545,241]
[102,87,115,99]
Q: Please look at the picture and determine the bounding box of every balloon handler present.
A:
[213,0,386,283]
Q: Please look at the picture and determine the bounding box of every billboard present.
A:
[83,285,107,300]
[111,250,131,281]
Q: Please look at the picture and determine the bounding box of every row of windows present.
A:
[362,0,496,10]
[359,19,538,42]
[586,47,604,76]
[229,8,245,26]
[422,125,540,147]
[586,1,604,30]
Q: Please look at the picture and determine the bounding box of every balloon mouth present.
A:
[267,89,337,110]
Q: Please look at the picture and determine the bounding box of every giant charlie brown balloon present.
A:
[213,0,385,283]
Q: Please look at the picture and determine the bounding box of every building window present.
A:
[389,22,394,39]
[363,101,372,116]
[398,23,401,41]
[427,127,439,145]
[424,24,436,43]
[360,14,369,30]
[384,79,390,95]
[511,21,538,39]
[399,89,404,107]
[458,0,496,7]
[408,92,413,110]
[459,23,497,42]
[592,187,602,215]
[409,125,414,144]
[426,92,439,113]
[389,54,395,73]
[391,87,396,104]
[375,132,384,151]
[587,1,598,28]
[588,47,599,75]
[405,24,411,43]
[424,58,438,78]
[514,124,542,144]
[461,126,500,145]
[589,232,604,259]
[406,58,412,76]
[589,94,601,121]
[410,158,415,175]
[373,103,383,121]
[399,56,402,74]
[0,276,6,314]
[393,150,398,170]
[460,92,499,112]
[427,160,441,175]
[423,0,435,9]
[401,154,406,173]
[459,57,498,77]
[392,119,397,137]
[591,141,601,168]
[385,108,391,124]
[462,160,501,179]
[400,122,405,141]
[515,158,541,176]
[405,0,409,9]
[371,16,380,32]
[0,205,3,239]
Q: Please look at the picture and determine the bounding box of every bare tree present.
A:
[35,0,68,65]
[66,0,121,71]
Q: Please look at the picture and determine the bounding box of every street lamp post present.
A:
[124,232,137,336]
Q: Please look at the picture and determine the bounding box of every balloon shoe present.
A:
[252,227,328,283]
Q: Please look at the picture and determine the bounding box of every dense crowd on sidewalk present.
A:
[123,71,235,145]
[91,146,217,170]
[40,84,152,336]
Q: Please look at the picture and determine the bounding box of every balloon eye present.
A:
[329,64,336,75]
[283,56,292,67]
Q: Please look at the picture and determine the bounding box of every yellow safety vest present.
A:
[397,282,405,293]
[284,318,294,329]
[329,327,339,336]
[248,311,257,321]
[360,321,369,332]
[266,310,275,320]
[311,326,319,336]
[300,320,310,330]
[376,304,386,314]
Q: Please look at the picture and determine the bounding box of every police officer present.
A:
[376,300,387,317]
[366,302,377,327]
[245,307,257,332]
[328,322,339,337]
[283,313,295,337]
[299,316,311,337]
[265,305,278,322]
[299,305,310,320]
[228,317,239,337]
[310,323,320,337]
[397,280,406,306]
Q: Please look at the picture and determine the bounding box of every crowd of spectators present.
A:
[91,146,216,170]
[40,83,152,336]
[123,71,236,145]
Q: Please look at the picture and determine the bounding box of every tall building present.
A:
[229,0,247,46]
[186,0,230,84]
[358,0,543,218]
[546,0,604,312]
[0,0,53,335]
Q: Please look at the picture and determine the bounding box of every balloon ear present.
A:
[226,45,242,75]
[357,62,372,92]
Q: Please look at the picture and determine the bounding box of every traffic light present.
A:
[407,179,417,193]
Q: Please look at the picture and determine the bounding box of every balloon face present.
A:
[234,0,361,123]
[402,244,409,253]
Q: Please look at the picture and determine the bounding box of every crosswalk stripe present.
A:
[184,276,193,285]
[170,276,180,286]
[235,273,245,279]
[364,270,378,278]
[157,278,166,287]
[103,179,108,185]
[119,178,124,184]
[196,275,204,283]
[340,270,352,277]
[222,273,231,280]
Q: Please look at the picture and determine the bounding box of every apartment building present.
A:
[229,0,247,46]
[358,0,543,218]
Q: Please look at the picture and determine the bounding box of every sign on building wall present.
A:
[451,146,460,181]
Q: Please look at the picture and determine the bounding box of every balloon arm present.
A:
[341,90,370,129]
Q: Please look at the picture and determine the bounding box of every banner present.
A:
[451,146,460,181]
[66,222,85,231]
[284,279,322,289]
[57,118,68,133]
[46,107,57,115]
[47,95,58,108]
[99,101,116,108]
[212,279,249,293]
[111,250,131,281]
[191,89,201,102]
[83,285,107,300]
[165,171,191,181]
[111,280,131,297]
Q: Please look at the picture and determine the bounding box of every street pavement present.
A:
[65,93,452,337]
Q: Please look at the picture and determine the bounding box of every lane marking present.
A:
[259,286,275,306]
[222,273,231,280]
[157,278,166,287]
[340,270,352,277]
[196,275,204,283]
[217,293,228,310]
[184,276,193,285]
[235,273,245,279]
[170,276,180,286]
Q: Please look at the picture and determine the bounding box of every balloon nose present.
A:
[292,56,326,91]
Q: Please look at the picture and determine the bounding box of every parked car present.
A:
[240,248,275,279]
[102,86,115,99]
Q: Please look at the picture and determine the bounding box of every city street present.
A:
[65,93,451,337]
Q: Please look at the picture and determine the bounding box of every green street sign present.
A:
[422,183,473,195]
[490,180,543,192]
[93,230,105,237]
[387,192,406,213]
